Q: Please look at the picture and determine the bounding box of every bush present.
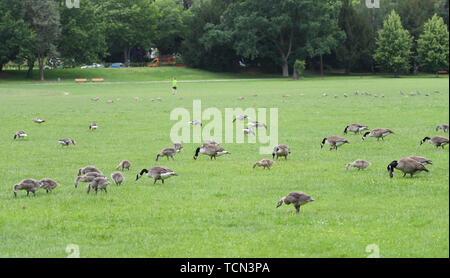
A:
[294,60,306,79]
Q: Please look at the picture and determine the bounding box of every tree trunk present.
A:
[0,63,3,72]
[320,55,324,76]
[38,52,44,81]
[27,59,34,78]
[124,46,129,67]
[293,70,299,80]
[281,58,289,77]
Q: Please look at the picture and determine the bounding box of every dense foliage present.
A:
[0,0,448,79]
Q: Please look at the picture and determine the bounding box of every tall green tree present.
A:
[373,10,413,77]
[23,0,61,80]
[96,0,159,66]
[155,0,186,55]
[417,14,449,73]
[337,0,373,73]
[58,0,108,66]
[0,0,31,72]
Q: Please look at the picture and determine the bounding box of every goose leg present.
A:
[162,179,164,184]
[402,173,406,178]
[154,179,157,184]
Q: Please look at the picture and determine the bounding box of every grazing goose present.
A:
[344,123,369,135]
[238,96,245,100]
[89,122,98,130]
[74,172,104,188]
[136,166,178,184]
[322,93,328,97]
[13,179,41,197]
[243,127,256,136]
[247,121,267,129]
[188,120,202,126]
[91,97,100,102]
[106,100,113,104]
[58,138,76,147]
[13,130,27,140]
[362,128,394,141]
[346,159,371,171]
[78,166,102,176]
[194,144,230,160]
[32,118,45,124]
[436,124,449,132]
[111,172,125,185]
[387,158,429,178]
[282,94,290,98]
[321,136,349,151]
[156,147,177,161]
[353,91,359,96]
[116,160,131,171]
[135,96,139,102]
[408,156,432,165]
[272,145,291,160]
[253,159,274,170]
[276,192,315,213]
[39,178,59,193]
[87,177,110,194]
[232,114,249,122]
[420,136,449,149]
[343,93,348,98]
[173,142,183,152]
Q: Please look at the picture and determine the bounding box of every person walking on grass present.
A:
[172,77,178,95]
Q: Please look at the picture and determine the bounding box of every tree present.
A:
[417,14,449,73]
[337,0,375,74]
[293,59,306,80]
[0,0,32,72]
[96,0,159,67]
[155,0,186,55]
[373,10,413,77]
[304,0,345,76]
[58,0,108,66]
[23,0,61,81]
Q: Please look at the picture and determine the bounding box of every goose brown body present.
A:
[136,166,178,184]
[14,179,41,197]
[272,145,291,159]
[253,159,274,170]
[387,158,429,178]
[362,128,394,141]
[321,136,349,150]
[39,178,60,193]
[276,192,315,213]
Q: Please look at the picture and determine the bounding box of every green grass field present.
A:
[0,68,448,258]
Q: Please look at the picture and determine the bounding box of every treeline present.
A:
[0,0,448,80]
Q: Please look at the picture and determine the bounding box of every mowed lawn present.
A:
[0,69,448,258]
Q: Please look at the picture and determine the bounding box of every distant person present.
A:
[172,77,177,95]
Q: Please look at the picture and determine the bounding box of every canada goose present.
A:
[136,166,178,184]
[425,93,430,96]
[282,94,290,98]
[272,144,291,160]
[106,100,113,104]
[156,97,162,102]
[89,122,98,130]
[353,91,359,96]
[135,96,139,101]
[13,130,27,140]
[58,138,76,147]
[247,121,267,129]
[173,142,183,152]
[64,92,70,95]
[188,120,202,126]
[381,94,385,98]
[32,118,45,124]
[374,94,378,98]
[276,192,314,213]
[39,178,59,193]
[194,144,230,160]
[322,93,328,97]
[116,98,120,102]
[334,95,338,99]
[436,124,449,132]
[387,158,429,178]
[434,90,439,94]
[156,147,177,161]
[252,94,258,97]
[253,159,274,170]
[87,177,110,194]
[111,172,125,185]
[243,127,256,136]
[232,114,249,122]
[78,166,102,176]
[416,91,421,95]
[346,159,371,171]
[299,93,305,97]
[13,179,42,197]
[408,156,432,165]
[409,93,415,97]
[343,93,348,98]
[92,97,100,102]
[116,160,131,171]
[344,123,368,135]
[74,172,104,188]
[238,96,245,100]
[150,98,155,102]
[399,91,404,95]
[362,128,394,141]
[321,136,349,151]
[420,136,449,149]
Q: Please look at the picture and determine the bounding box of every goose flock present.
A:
[9,92,449,214]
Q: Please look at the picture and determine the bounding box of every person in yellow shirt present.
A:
[172,77,177,95]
